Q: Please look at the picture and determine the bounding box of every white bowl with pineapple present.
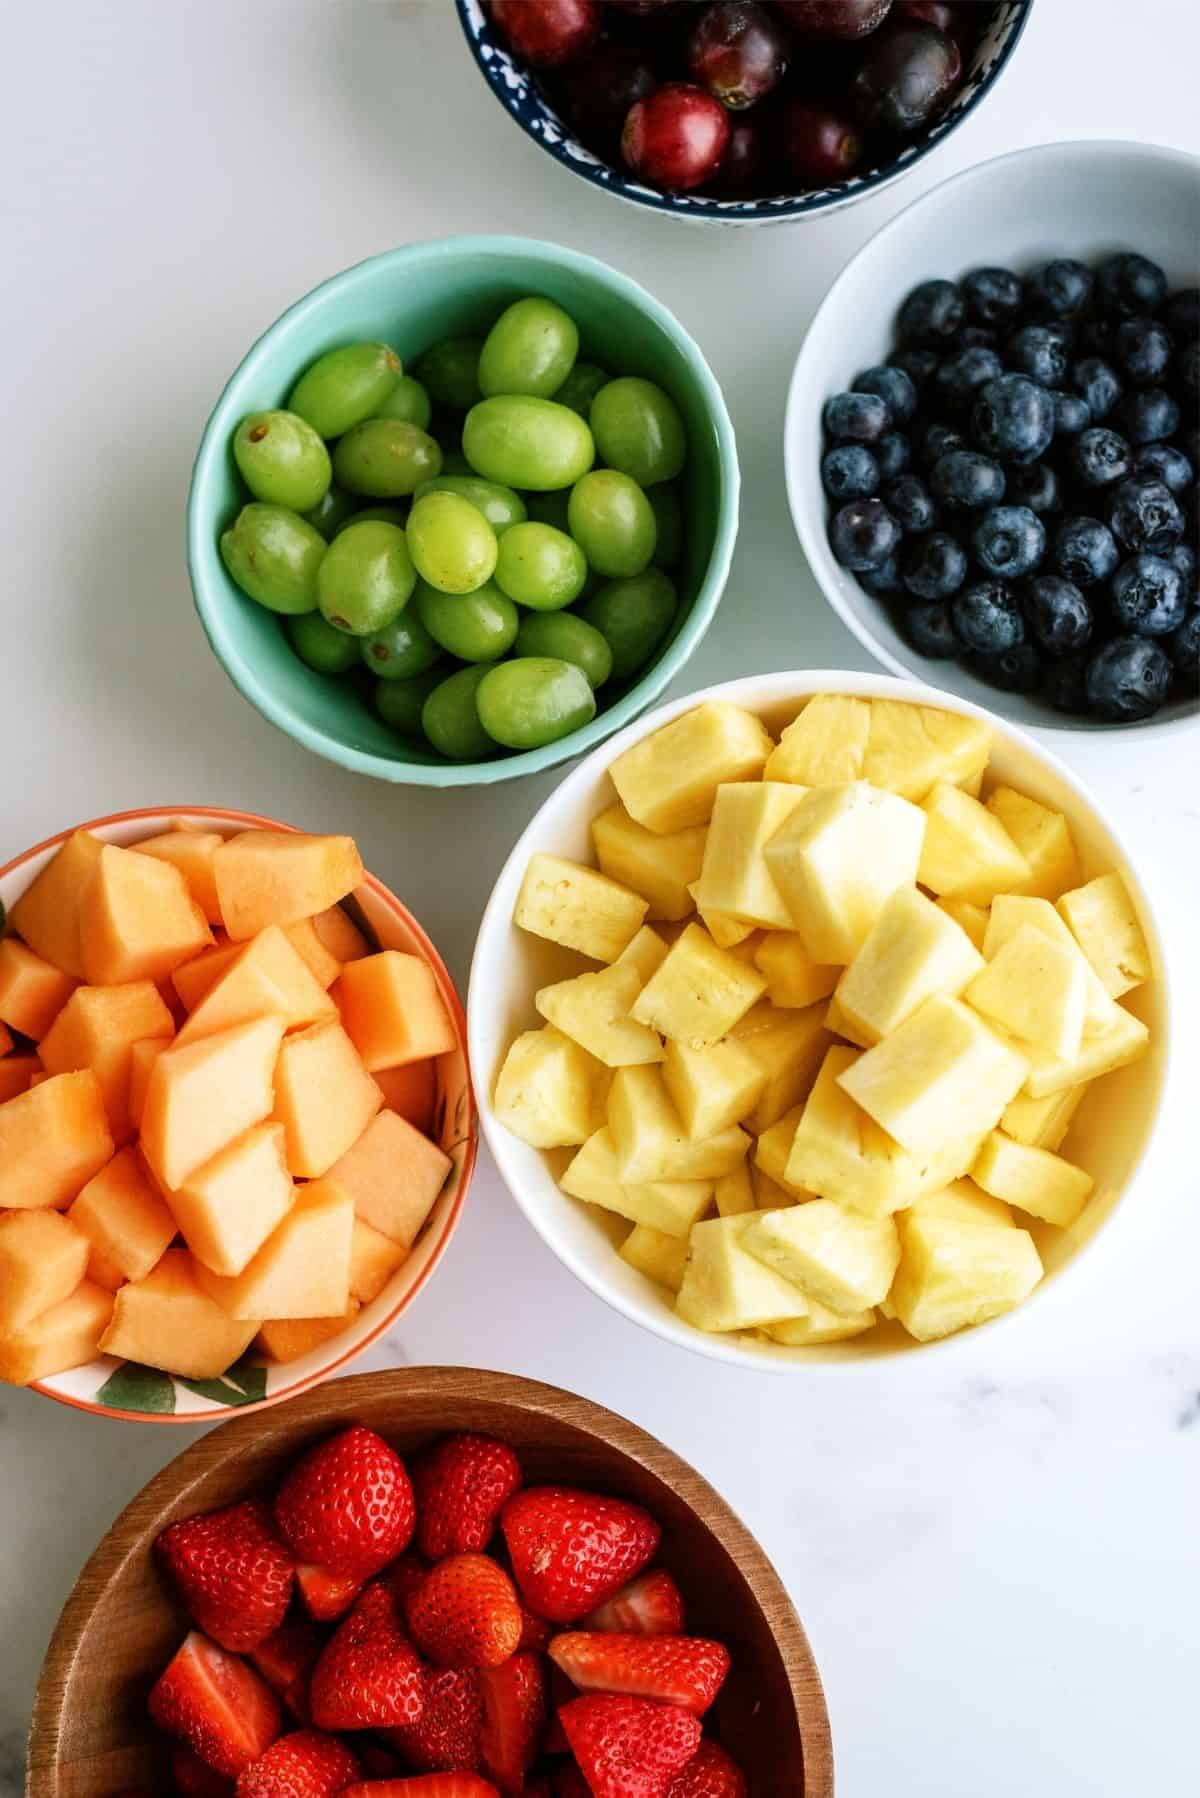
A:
[471,673,1167,1365]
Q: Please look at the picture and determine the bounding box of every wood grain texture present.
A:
[27,1368,833,1795]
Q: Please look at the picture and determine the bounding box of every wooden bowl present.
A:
[27,1368,833,1795]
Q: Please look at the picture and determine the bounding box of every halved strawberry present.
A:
[295,1565,363,1625]
[275,1426,415,1581]
[405,1555,522,1670]
[156,1499,294,1653]
[149,1632,283,1777]
[412,1434,522,1562]
[584,1570,686,1637]
[478,1652,546,1794]
[308,1582,424,1731]
[665,1740,748,1798]
[382,1666,483,1773]
[548,1633,730,1716]
[500,1488,660,1625]
[341,1779,499,1797]
[235,1730,360,1798]
[559,1695,702,1798]
[250,1615,325,1722]
[172,1745,235,1798]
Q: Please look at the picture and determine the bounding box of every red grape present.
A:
[895,0,955,27]
[621,81,732,190]
[491,0,601,67]
[782,100,865,183]
[776,0,893,39]
[707,117,765,193]
[852,18,961,131]
[687,2,789,109]
[560,42,657,151]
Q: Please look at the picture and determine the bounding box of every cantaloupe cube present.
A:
[493,1026,598,1149]
[1057,872,1151,998]
[971,1132,1094,1228]
[619,1225,689,1293]
[753,1105,808,1194]
[133,831,224,925]
[728,1000,830,1132]
[686,886,756,949]
[536,963,663,1069]
[834,886,984,1045]
[764,783,926,965]
[9,829,104,977]
[985,788,1080,901]
[310,904,369,965]
[78,844,213,986]
[609,703,774,834]
[713,1165,755,1217]
[40,981,175,1143]
[0,1055,39,1101]
[935,896,989,952]
[0,1210,90,1331]
[372,1059,437,1135]
[662,1037,766,1139]
[172,939,238,1011]
[890,1210,1042,1341]
[213,831,364,941]
[607,1066,750,1184]
[0,1279,113,1385]
[965,925,1087,1062]
[752,933,839,1011]
[1001,1082,1086,1152]
[908,1180,1014,1229]
[349,1217,409,1305]
[0,1070,114,1210]
[514,855,648,964]
[335,951,457,1072]
[560,1129,712,1237]
[764,695,870,787]
[631,923,765,1046]
[743,1200,900,1315]
[283,917,342,989]
[0,938,76,1040]
[325,1108,451,1246]
[68,1147,177,1289]
[616,926,670,984]
[256,1304,360,1363]
[194,1177,354,1319]
[862,702,991,802]
[983,895,1114,1035]
[764,1300,875,1346]
[591,804,706,922]
[273,1020,382,1178]
[177,926,336,1046]
[694,783,812,930]
[140,1016,285,1192]
[676,1214,809,1332]
[917,785,1030,905]
[99,1248,259,1379]
[171,1122,296,1276]
[128,1037,172,1130]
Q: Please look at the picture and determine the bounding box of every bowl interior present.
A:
[470,671,1169,1368]
[189,238,736,785]
[28,1369,830,1798]
[0,810,475,1420]
[788,140,1200,732]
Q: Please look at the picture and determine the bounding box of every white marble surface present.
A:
[2,1,1198,1791]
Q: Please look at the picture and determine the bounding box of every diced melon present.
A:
[985,788,1080,901]
[0,1055,39,1102]
[349,1216,409,1304]
[40,981,175,1142]
[965,925,1087,1061]
[752,1105,807,1194]
[890,1210,1042,1342]
[536,963,663,1068]
[834,886,984,1045]
[1021,1001,1148,1098]
[752,933,839,1011]
[822,993,872,1049]
[743,1200,900,1314]
[140,1015,285,1192]
[764,1301,875,1346]
[972,1132,1095,1228]
[256,1304,360,1363]
[128,1037,172,1130]
[615,926,670,984]
[172,940,239,1011]
[282,917,342,989]
[213,831,363,941]
[133,830,224,925]
[326,1108,451,1246]
[336,950,457,1072]
[493,1026,598,1149]
[909,1180,1014,1229]
[99,1248,260,1378]
[728,1000,830,1131]
[590,804,706,921]
[935,896,989,952]
[713,1165,755,1217]
[983,895,1115,1035]
[373,1059,438,1135]
[0,937,76,1040]
[662,1037,766,1139]
[764,695,870,787]
[273,1020,383,1178]
[310,904,369,965]
[9,829,104,977]
[607,1066,750,1184]
[917,784,1030,905]
[676,1214,810,1333]
[695,783,811,929]
[1057,872,1151,998]
[171,1121,296,1276]
[513,855,648,964]
[862,701,991,803]
[0,1209,90,1331]
[619,1225,689,1293]
[177,926,336,1045]
[608,702,774,834]
[0,1279,113,1386]
[68,1146,177,1289]
[1001,1082,1086,1152]
[631,923,765,1046]
[764,783,926,964]
[0,1071,114,1210]
[194,1177,354,1319]
[686,886,756,949]
[78,844,213,985]
[560,1128,712,1237]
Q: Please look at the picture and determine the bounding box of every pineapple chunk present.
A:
[823,992,872,1048]
[535,964,663,1068]
[1001,1082,1086,1152]
[753,933,839,1011]
[616,926,670,984]
[986,787,1080,900]
[834,886,984,1045]
[764,783,926,964]
[591,804,706,922]
[1057,872,1151,997]
[935,897,989,951]
[608,703,773,833]
[493,1026,598,1148]
[984,895,1115,1035]
[714,1165,755,1217]
[743,1200,900,1314]
[662,1037,766,1139]
[694,783,810,929]
[686,885,756,949]
[965,925,1087,1062]
[972,1131,1094,1228]
[1022,1001,1148,1098]
[752,1105,807,1192]
[862,701,991,802]
[676,1214,809,1332]
[890,1210,1042,1341]
[918,784,1031,903]
[753,1168,802,1210]
[909,1180,1013,1229]
[607,1065,750,1183]
[514,854,647,963]
[837,995,1028,1154]
[620,1224,689,1292]
[560,1129,712,1237]
[764,1301,875,1346]
[728,1000,830,1130]
[631,923,765,1045]
[764,695,870,786]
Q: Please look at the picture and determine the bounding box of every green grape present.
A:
[332,419,442,498]
[514,612,613,689]
[413,335,484,410]
[315,519,415,636]
[422,665,495,760]
[413,474,527,537]
[524,489,571,532]
[406,490,498,594]
[580,569,677,680]
[648,483,684,570]
[373,374,432,430]
[220,503,325,615]
[589,376,686,486]
[476,657,596,750]
[462,396,594,491]
[337,502,409,532]
[478,297,579,399]
[303,482,359,541]
[493,521,587,611]
[375,667,444,736]
[567,470,657,578]
[360,609,441,680]
[415,579,519,663]
[285,611,361,674]
[553,360,609,418]
[287,342,402,439]
[233,409,332,512]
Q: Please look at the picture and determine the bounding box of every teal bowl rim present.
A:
[187,234,741,788]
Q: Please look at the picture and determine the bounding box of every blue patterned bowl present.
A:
[454,1,1032,225]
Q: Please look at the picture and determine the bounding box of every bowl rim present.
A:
[468,666,1173,1372]
[0,805,478,1424]
[187,234,741,787]
[784,136,1200,739]
[452,0,1033,225]
[26,1366,835,1798]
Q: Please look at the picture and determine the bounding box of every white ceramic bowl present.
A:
[786,140,1200,738]
[469,671,1170,1369]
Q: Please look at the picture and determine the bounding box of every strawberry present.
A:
[412,1435,522,1562]
[156,1499,294,1653]
[405,1554,522,1670]
[388,1554,431,1612]
[516,1604,552,1654]
[548,1633,730,1716]
[235,1731,360,1798]
[172,1746,235,1798]
[551,1773,590,1798]
[665,1741,748,1798]
[275,1426,415,1581]
[149,1632,283,1777]
[559,1695,702,1798]
[295,1565,363,1624]
[584,1570,686,1637]
[250,1616,325,1722]
[478,1652,546,1794]
[309,1582,424,1731]
[500,1488,660,1625]
[341,1779,499,1797]
[382,1667,483,1773]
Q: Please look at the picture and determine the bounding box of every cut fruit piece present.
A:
[607,1066,749,1184]
[1001,1082,1086,1152]
[177,926,336,1045]
[311,904,370,965]
[764,694,870,787]
[753,1105,807,1194]
[965,925,1087,1061]
[0,1070,115,1210]
[630,923,765,1046]
[147,1632,283,1778]
[862,700,991,803]
[591,804,707,922]
[213,832,363,941]
[909,1180,1013,1229]
[608,702,773,834]
[326,1109,452,1245]
[694,782,811,929]
[273,1020,383,1178]
[9,828,104,977]
[560,1129,712,1237]
[686,887,756,949]
[753,1167,800,1211]
[256,1306,360,1362]
[983,894,1115,1036]
[173,941,239,1012]
[282,917,342,990]
[837,995,1028,1155]
[100,1248,260,1378]
[1021,1001,1148,1098]
[764,782,926,964]
[0,1209,90,1331]
[348,1217,409,1305]
[172,1122,295,1276]
[764,1301,875,1346]
[823,993,872,1049]
[336,951,457,1071]
[972,1132,1095,1228]
[78,843,213,985]
[68,1146,177,1289]
[372,1059,437,1135]
[935,896,989,952]
[890,1210,1042,1342]
[0,1055,39,1101]
[1057,871,1151,998]
[728,1000,830,1131]
[713,1165,755,1217]
[493,1026,597,1148]
[752,933,839,1011]
[141,1015,285,1192]
[40,980,175,1142]
[536,963,663,1068]
[985,788,1080,901]
[676,1214,809,1333]
[917,784,1030,905]
[194,1178,355,1319]
[743,1200,900,1314]
[133,830,224,925]
[834,885,984,1046]
[514,854,647,964]
[0,937,76,1040]
[0,1279,113,1385]
[661,1037,765,1140]
[619,1225,688,1293]
[615,926,670,984]
[128,1036,172,1129]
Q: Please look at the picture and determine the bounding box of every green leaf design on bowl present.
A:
[178,1356,268,1408]
[96,1361,175,1414]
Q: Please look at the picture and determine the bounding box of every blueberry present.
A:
[1167,611,1200,694]
[1006,323,1070,387]
[921,422,966,466]
[860,553,903,596]
[898,280,964,347]
[885,474,937,534]
[969,644,1044,693]
[972,374,1055,464]
[962,267,1025,329]
[1023,574,1093,655]
[1162,540,1197,591]
[822,444,880,501]
[1163,288,1200,342]
[889,346,939,389]
[1025,259,1095,320]
[903,601,958,658]
[1117,387,1180,445]
[1085,636,1172,721]
[901,530,967,601]
[951,579,1024,654]
[1071,426,1133,488]
[1070,357,1122,419]
[1109,553,1187,636]
[1051,390,1091,436]
[830,498,902,571]
[956,326,999,351]
[971,504,1046,579]
[824,391,891,443]
[1043,653,1090,713]
[933,347,1004,413]
[853,365,917,424]
[1097,252,1167,319]
[1007,461,1061,515]
[876,432,911,481]
[1053,515,1120,588]
[930,449,1007,510]
[1114,317,1173,386]
[1108,475,1184,552]
[1133,443,1194,494]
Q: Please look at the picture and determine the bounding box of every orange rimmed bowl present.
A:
[0,806,477,1422]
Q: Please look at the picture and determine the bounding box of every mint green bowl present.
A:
[188,236,739,787]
